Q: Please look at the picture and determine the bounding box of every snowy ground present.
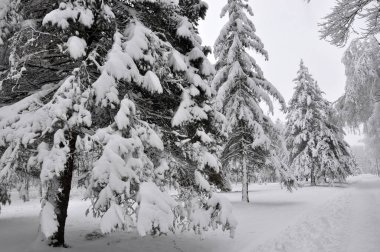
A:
[0,174,379,252]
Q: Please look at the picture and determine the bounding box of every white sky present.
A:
[198,0,364,146]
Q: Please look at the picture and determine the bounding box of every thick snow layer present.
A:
[43,2,94,29]
[66,36,87,59]
[40,201,58,239]
[136,182,177,236]
[100,203,128,234]
[1,175,380,252]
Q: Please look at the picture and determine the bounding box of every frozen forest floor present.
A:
[0,174,379,252]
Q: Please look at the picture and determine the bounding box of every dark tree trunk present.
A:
[310,166,316,186]
[48,132,77,247]
[24,178,30,202]
[241,155,249,203]
[39,181,43,198]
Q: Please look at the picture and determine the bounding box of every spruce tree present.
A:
[285,60,356,185]
[0,0,236,246]
[212,0,293,203]
[317,106,357,182]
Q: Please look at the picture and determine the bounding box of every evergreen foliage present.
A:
[0,0,236,246]
[285,60,356,185]
[212,0,294,202]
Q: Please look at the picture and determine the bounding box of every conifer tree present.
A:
[212,0,293,203]
[285,60,356,185]
[0,0,236,246]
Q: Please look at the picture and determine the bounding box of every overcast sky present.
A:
[198,0,363,146]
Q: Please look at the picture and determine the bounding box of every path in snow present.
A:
[245,174,380,252]
[0,175,379,252]
[343,175,380,252]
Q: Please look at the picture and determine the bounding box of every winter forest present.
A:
[0,0,379,251]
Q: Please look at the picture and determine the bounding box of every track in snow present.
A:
[245,175,380,252]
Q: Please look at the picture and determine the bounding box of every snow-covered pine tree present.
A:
[285,60,356,185]
[86,0,236,238]
[0,0,236,246]
[212,0,293,203]
[0,0,119,246]
[315,104,358,182]
[285,60,323,185]
[263,119,292,184]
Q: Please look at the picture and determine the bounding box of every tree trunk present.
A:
[241,155,249,203]
[47,132,77,247]
[310,165,316,186]
[39,181,43,198]
[376,158,380,177]
[24,178,30,202]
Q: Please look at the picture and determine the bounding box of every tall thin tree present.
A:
[212,0,292,202]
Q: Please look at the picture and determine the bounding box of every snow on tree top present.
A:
[43,2,94,29]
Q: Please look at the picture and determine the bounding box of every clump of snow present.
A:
[176,17,193,40]
[136,182,177,236]
[188,47,204,61]
[92,72,119,108]
[169,50,187,72]
[43,2,94,29]
[100,203,131,234]
[201,152,219,173]
[40,201,58,239]
[208,194,237,238]
[101,3,115,19]
[115,98,136,130]
[143,71,163,94]
[39,130,69,183]
[172,91,208,127]
[66,36,87,59]
[196,130,213,143]
[154,159,169,180]
[133,124,164,151]
[189,206,211,239]
[194,170,210,191]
